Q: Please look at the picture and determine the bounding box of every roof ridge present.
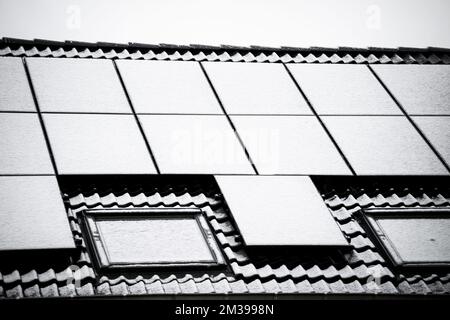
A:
[2,37,450,55]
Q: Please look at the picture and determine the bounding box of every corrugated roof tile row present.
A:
[1,40,450,64]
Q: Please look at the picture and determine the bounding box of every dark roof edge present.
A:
[2,293,448,301]
[2,37,450,54]
[2,38,450,64]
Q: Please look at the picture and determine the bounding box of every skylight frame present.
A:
[359,208,450,268]
[79,208,226,271]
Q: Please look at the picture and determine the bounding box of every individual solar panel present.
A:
[215,175,349,246]
[203,62,312,115]
[139,115,255,174]
[231,115,352,175]
[287,64,401,115]
[0,176,75,251]
[0,57,35,112]
[43,114,157,175]
[412,116,450,167]
[26,57,131,113]
[0,113,54,175]
[372,65,450,115]
[322,116,448,175]
[116,60,223,114]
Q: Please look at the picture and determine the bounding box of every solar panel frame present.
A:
[0,57,36,112]
[203,61,312,115]
[139,114,255,174]
[215,175,350,247]
[0,113,54,175]
[230,115,352,175]
[43,113,157,175]
[27,57,132,114]
[322,115,449,175]
[0,176,75,251]
[372,65,450,115]
[287,64,402,115]
[117,60,224,115]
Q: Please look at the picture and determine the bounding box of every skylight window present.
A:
[79,208,225,270]
[359,208,450,268]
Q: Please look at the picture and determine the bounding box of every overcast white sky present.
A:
[0,0,449,48]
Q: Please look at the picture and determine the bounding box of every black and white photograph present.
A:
[0,0,449,317]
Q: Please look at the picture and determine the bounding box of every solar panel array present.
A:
[0,55,449,250]
[4,56,448,176]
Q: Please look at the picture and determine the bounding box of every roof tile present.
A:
[295,280,315,293]
[329,280,348,294]
[256,264,274,279]
[162,280,181,294]
[345,280,365,294]
[247,279,265,293]
[178,279,198,294]
[425,281,447,294]
[96,282,112,295]
[228,280,248,294]
[290,265,307,280]
[262,279,281,293]
[442,281,450,293]
[146,281,165,294]
[3,270,20,285]
[41,283,59,297]
[311,280,331,294]
[195,279,215,294]
[322,266,340,280]
[76,283,95,296]
[409,280,432,295]
[21,270,38,285]
[6,285,23,298]
[23,284,41,298]
[38,269,56,284]
[212,278,232,294]
[397,280,414,294]
[278,279,297,293]
[128,282,146,295]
